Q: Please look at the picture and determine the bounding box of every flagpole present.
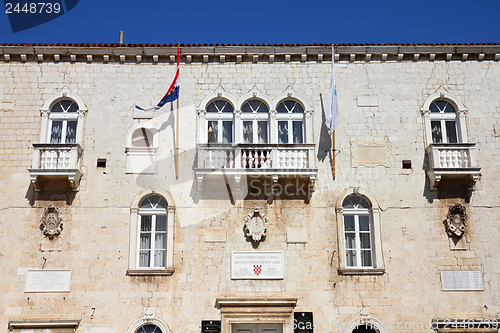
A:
[175,44,180,180]
[332,130,336,179]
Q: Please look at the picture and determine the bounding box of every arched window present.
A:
[127,191,175,275]
[241,99,269,143]
[138,195,168,268]
[136,324,163,333]
[342,195,373,268]
[48,99,79,143]
[276,99,304,144]
[429,100,460,143]
[336,188,384,274]
[206,100,234,143]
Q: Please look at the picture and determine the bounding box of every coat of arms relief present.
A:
[446,203,467,237]
[244,208,268,243]
[40,204,63,240]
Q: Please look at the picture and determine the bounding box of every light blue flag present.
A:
[326,46,339,135]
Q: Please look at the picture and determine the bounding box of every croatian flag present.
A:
[135,47,180,111]
[326,46,339,135]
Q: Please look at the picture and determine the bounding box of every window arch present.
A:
[421,87,469,146]
[336,188,384,274]
[136,325,163,333]
[241,99,269,143]
[429,100,460,143]
[125,126,158,174]
[344,317,388,333]
[47,100,78,143]
[276,99,304,144]
[39,87,87,144]
[138,195,168,268]
[127,190,175,275]
[131,128,154,147]
[342,195,373,268]
[206,99,234,143]
[127,316,172,333]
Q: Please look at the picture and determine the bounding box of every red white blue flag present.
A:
[135,46,180,111]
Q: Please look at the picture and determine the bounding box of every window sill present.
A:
[126,268,174,276]
[338,268,385,275]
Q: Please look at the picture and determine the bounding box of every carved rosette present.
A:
[244,208,268,242]
[40,204,63,240]
[446,203,467,237]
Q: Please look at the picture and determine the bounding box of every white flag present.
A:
[326,46,339,135]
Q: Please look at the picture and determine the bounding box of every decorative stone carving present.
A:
[446,203,467,237]
[40,204,63,240]
[244,208,268,242]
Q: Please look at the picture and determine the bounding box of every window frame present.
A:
[421,88,469,147]
[240,99,270,144]
[276,99,305,144]
[127,190,175,276]
[39,88,87,145]
[137,197,168,269]
[429,100,461,144]
[205,99,235,144]
[342,197,374,269]
[336,188,385,275]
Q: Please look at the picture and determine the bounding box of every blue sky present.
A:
[1,0,499,44]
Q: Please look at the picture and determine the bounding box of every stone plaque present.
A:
[441,270,483,291]
[351,141,390,167]
[84,326,116,333]
[231,251,284,279]
[25,269,71,292]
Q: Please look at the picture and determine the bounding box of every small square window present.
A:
[402,160,412,169]
[97,159,106,168]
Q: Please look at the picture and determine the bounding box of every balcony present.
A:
[194,143,318,195]
[426,143,481,190]
[28,143,83,191]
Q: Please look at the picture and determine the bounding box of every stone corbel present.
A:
[309,175,316,193]
[197,175,204,190]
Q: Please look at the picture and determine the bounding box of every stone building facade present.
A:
[0,43,499,333]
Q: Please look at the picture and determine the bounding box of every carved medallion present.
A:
[40,204,63,240]
[244,208,268,242]
[446,203,467,237]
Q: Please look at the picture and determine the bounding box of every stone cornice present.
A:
[1,44,500,63]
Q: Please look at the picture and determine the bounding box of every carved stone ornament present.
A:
[40,204,63,240]
[446,203,467,237]
[244,208,268,242]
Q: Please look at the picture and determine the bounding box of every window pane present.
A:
[431,121,443,143]
[361,250,372,267]
[138,250,150,267]
[155,216,167,231]
[60,100,77,112]
[208,121,218,143]
[346,250,356,267]
[155,233,166,250]
[345,233,356,249]
[243,121,253,143]
[344,215,355,231]
[141,216,152,231]
[359,233,372,249]
[207,100,233,113]
[242,100,268,113]
[445,121,458,143]
[154,250,165,267]
[65,121,77,143]
[138,325,163,333]
[278,121,288,144]
[258,121,268,143]
[139,232,151,250]
[292,121,303,143]
[50,121,63,143]
[359,216,370,231]
[222,121,233,143]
